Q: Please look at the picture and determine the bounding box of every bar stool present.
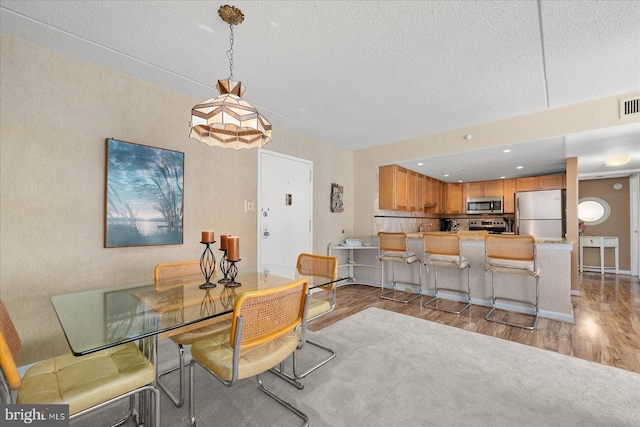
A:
[422,233,471,314]
[377,232,422,303]
[484,234,540,330]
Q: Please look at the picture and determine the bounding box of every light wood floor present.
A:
[310,272,640,374]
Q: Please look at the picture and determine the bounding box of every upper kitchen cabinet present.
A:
[379,165,409,210]
[406,170,421,211]
[443,183,464,214]
[503,178,517,213]
[423,176,440,211]
[516,174,565,192]
[538,174,565,189]
[463,180,503,198]
[380,165,442,212]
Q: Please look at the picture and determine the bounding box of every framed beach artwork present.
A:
[105,138,184,247]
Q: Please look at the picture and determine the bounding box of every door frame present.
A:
[257,149,313,265]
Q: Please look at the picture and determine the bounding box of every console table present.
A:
[328,241,380,286]
[579,236,619,274]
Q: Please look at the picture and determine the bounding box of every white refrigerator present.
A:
[515,189,565,239]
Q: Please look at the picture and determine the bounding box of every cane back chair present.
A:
[189,278,310,427]
[154,260,232,407]
[0,299,159,425]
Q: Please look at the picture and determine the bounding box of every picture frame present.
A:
[105,138,184,247]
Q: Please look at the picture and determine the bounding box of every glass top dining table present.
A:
[51,264,347,356]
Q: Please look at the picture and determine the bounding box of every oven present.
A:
[468,220,506,234]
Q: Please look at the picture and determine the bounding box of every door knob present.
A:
[264,231,270,237]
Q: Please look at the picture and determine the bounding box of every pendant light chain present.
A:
[226,24,234,79]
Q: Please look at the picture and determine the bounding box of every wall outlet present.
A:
[245,200,255,213]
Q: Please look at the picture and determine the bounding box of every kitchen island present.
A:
[391,233,575,323]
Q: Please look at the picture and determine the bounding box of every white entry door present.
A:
[258,150,313,267]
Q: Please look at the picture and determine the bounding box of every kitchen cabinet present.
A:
[463,180,503,198]
[538,174,565,189]
[464,182,485,198]
[379,165,409,210]
[407,170,419,211]
[516,174,565,192]
[503,178,516,213]
[423,176,441,211]
[484,180,504,196]
[415,173,424,211]
[443,183,463,214]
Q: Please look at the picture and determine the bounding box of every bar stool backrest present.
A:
[378,232,408,253]
[485,235,536,261]
[423,233,460,256]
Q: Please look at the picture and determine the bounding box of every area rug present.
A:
[97,307,639,426]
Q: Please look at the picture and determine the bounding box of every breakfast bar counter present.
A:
[399,233,574,323]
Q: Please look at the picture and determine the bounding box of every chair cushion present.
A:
[170,319,232,345]
[488,257,537,273]
[426,254,469,269]
[307,297,331,320]
[17,342,155,416]
[191,330,299,381]
[379,251,419,264]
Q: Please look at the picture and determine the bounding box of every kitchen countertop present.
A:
[405,232,573,245]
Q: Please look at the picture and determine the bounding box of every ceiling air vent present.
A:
[619,97,639,118]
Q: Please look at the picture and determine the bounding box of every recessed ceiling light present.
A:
[417,162,423,166]
[503,149,511,153]
[605,155,631,166]
[516,166,524,169]
[444,174,449,177]
[500,176,506,179]
[458,180,463,183]
[464,134,472,140]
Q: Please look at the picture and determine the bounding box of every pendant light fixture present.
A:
[189,5,272,149]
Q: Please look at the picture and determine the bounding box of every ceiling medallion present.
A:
[218,4,244,25]
[189,5,271,150]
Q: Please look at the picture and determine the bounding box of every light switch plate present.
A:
[245,200,255,213]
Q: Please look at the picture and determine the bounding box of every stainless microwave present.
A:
[466,196,503,214]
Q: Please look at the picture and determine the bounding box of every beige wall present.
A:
[0,35,352,365]
[579,178,632,271]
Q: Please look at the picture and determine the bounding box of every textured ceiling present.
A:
[1,1,639,179]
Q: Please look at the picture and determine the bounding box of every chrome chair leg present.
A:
[423,265,471,314]
[269,359,305,390]
[257,373,309,427]
[380,260,421,304]
[70,385,160,427]
[292,339,337,379]
[156,341,185,407]
[485,271,539,330]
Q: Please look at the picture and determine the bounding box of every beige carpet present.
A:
[89,307,639,426]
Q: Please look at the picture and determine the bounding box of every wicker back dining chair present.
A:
[154,260,231,407]
[484,234,540,330]
[189,278,310,427]
[0,299,159,425]
[292,253,338,378]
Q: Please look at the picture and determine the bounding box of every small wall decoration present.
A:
[331,183,344,213]
[105,138,184,247]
